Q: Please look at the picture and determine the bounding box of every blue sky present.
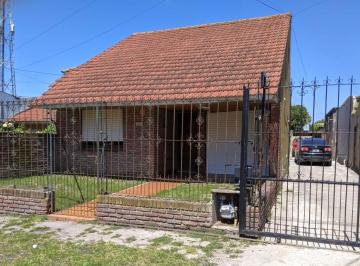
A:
[10,0,360,121]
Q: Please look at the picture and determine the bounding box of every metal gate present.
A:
[239,77,360,247]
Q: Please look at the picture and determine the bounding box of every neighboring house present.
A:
[0,92,34,121]
[0,91,19,121]
[324,107,338,158]
[325,96,360,170]
[9,107,56,132]
[35,14,291,180]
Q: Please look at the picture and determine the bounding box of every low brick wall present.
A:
[96,195,213,230]
[0,187,54,215]
[247,181,278,231]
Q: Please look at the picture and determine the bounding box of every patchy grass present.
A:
[125,236,137,243]
[78,226,98,237]
[111,233,122,239]
[2,215,47,230]
[150,235,173,246]
[29,226,50,233]
[0,215,253,265]
[0,175,141,211]
[0,230,209,266]
[185,231,239,256]
[155,183,234,202]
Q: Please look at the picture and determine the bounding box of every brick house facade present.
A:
[53,102,283,180]
[53,106,209,179]
[34,14,291,181]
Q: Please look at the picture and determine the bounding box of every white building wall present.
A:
[336,96,360,165]
[206,111,255,175]
[0,92,32,121]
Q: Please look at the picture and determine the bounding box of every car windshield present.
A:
[301,138,326,145]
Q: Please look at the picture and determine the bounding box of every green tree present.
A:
[309,119,325,132]
[290,105,311,132]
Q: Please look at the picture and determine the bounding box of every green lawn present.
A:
[0,175,236,211]
[155,183,234,202]
[0,175,141,211]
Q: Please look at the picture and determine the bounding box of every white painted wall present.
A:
[207,111,254,175]
[0,93,31,121]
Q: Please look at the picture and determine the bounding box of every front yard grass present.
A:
[0,230,206,266]
[0,216,211,266]
[0,175,141,211]
[0,175,236,211]
[155,182,234,202]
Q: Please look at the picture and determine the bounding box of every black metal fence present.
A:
[1,77,360,247]
[0,87,283,219]
[239,77,360,247]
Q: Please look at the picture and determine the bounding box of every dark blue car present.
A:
[295,138,332,166]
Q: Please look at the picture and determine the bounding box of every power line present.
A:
[16,70,52,85]
[11,67,59,76]
[16,0,97,51]
[292,29,307,78]
[294,0,330,16]
[16,80,52,85]
[254,0,282,13]
[22,0,168,68]
[253,0,308,77]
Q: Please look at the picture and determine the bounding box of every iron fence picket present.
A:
[0,77,359,247]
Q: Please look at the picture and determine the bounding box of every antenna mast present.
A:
[0,0,16,96]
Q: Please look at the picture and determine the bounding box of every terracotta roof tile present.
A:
[37,14,291,104]
[10,108,56,123]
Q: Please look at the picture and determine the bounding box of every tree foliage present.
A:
[290,105,311,132]
[309,119,325,132]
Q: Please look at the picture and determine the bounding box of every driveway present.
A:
[266,158,360,246]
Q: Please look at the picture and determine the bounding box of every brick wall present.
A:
[247,181,277,231]
[54,104,282,180]
[0,133,49,178]
[269,105,280,177]
[96,195,213,230]
[54,106,207,179]
[0,187,54,215]
[54,107,156,178]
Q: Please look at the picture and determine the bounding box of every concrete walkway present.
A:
[48,181,180,221]
[115,181,180,196]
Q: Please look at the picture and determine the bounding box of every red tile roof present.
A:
[10,108,56,123]
[37,14,291,104]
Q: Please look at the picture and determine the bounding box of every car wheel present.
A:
[325,161,332,166]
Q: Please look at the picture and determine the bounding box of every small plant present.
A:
[0,122,26,133]
[0,122,14,132]
[13,123,26,133]
[40,122,56,134]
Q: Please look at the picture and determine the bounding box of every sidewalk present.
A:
[1,215,358,266]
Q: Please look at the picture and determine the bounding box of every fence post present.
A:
[356,173,360,242]
[239,85,249,235]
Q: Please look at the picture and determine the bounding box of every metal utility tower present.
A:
[0,0,16,96]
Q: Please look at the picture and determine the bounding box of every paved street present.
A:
[266,158,360,246]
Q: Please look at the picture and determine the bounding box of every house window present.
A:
[81,108,123,142]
